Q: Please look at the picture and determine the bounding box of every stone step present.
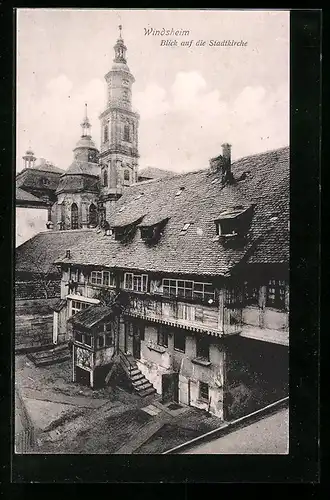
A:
[130,372,144,382]
[129,368,140,376]
[132,377,148,387]
[138,386,156,398]
[135,381,153,392]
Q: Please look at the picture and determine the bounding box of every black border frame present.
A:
[0,6,321,484]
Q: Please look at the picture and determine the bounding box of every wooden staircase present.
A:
[118,350,156,398]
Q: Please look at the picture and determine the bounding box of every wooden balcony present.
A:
[125,295,240,338]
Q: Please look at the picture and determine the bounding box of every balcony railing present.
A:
[125,296,232,337]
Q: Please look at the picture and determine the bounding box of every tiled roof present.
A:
[15,229,95,274]
[32,160,64,174]
[16,187,44,203]
[64,161,100,176]
[68,304,113,329]
[53,146,289,277]
[16,168,62,193]
[138,166,176,180]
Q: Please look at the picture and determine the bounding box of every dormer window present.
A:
[139,218,169,243]
[215,206,253,239]
[140,226,155,241]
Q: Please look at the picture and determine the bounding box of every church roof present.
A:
[53,146,289,277]
[16,187,44,204]
[64,161,100,177]
[138,167,177,181]
[32,159,64,174]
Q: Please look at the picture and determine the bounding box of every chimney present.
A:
[209,143,232,185]
[66,249,71,259]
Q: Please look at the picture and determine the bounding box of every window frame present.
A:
[199,381,209,401]
[243,281,259,306]
[196,336,210,361]
[162,278,215,302]
[157,326,168,348]
[266,279,286,310]
[124,272,148,293]
[71,203,79,230]
[174,331,185,352]
[90,270,116,288]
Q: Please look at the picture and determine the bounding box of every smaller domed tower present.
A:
[54,105,101,230]
[22,147,36,169]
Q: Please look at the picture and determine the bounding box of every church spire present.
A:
[113,25,127,64]
[80,103,91,137]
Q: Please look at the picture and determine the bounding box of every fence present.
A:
[15,388,36,454]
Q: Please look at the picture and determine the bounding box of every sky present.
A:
[16,9,289,174]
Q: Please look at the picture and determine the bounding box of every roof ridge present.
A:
[232,145,289,165]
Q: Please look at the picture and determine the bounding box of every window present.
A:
[98,335,105,348]
[71,203,79,230]
[216,220,237,236]
[162,279,215,302]
[199,382,209,401]
[103,169,108,187]
[104,124,109,143]
[226,287,240,307]
[75,331,83,343]
[124,272,148,293]
[105,334,114,347]
[157,326,168,347]
[71,300,89,315]
[124,169,130,181]
[174,331,185,352]
[123,124,130,142]
[196,336,209,361]
[91,270,116,287]
[140,227,154,240]
[70,268,78,282]
[89,204,98,227]
[266,280,286,309]
[244,281,259,306]
[84,334,92,347]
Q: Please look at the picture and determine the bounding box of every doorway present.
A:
[162,372,179,404]
[132,324,141,359]
[75,366,90,387]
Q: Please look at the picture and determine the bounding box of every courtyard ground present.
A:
[15,354,224,454]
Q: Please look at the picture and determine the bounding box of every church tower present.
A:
[99,26,140,211]
[54,104,100,230]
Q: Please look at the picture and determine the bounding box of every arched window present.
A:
[103,168,108,187]
[124,169,130,181]
[71,203,79,230]
[104,124,109,143]
[89,203,98,227]
[123,124,130,142]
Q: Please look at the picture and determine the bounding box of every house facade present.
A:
[53,144,289,420]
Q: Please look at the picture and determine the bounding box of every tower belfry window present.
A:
[123,124,130,142]
[104,124,109,143]
[124,169,130,181]
[103,168,108,187]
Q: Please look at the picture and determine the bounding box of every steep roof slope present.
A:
[54,146,289,277]
[138,166,177,180]
[15,229,95,274]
